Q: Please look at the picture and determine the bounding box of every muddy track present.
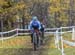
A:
[0,47,48,55]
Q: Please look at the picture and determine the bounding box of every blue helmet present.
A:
[32,16,38,21]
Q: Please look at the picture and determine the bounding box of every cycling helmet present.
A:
[32,16,38,21]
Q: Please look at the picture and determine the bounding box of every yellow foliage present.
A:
[0,0,13,9]
[16,3,26,9]
[48,0,71,13]
[0,0,8,6]
[49,0,60,3]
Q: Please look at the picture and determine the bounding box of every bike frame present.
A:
[32,29,41,50]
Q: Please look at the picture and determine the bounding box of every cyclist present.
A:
[40,23,45,44]
[29,16,41,43]
[40,23,45,33]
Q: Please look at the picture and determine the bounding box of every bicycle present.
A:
[32,29,41,51]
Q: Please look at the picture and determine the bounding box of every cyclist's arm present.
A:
[29,21,33,30]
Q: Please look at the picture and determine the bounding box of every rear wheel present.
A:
[33,33,38,51]
[33,31,42,51]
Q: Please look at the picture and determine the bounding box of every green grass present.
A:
[47,48,75,55]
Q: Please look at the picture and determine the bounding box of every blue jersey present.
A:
[29,20,41,30]
[32,21,39,28]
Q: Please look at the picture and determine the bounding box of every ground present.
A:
[0,33,75,55]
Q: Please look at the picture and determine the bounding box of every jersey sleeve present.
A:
[29,21,33,30]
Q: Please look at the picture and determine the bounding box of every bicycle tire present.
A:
[33,33,38,51]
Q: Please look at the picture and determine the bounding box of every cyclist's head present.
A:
[32,16,38,21]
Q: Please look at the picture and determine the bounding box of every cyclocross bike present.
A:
[32,29,41,51]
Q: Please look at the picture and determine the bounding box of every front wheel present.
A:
[34,43,37,51]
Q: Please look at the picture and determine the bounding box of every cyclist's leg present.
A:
[42,30,44,40]
[31,32,33,43]
[40,30,44,45]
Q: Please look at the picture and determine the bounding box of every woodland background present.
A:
[0,0,75,31]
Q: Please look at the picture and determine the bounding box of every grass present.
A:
[0,36,31,48]
[47,48,75,55]
[0,48,75,55]
[62,32,72,41]
[0,33,74,55]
